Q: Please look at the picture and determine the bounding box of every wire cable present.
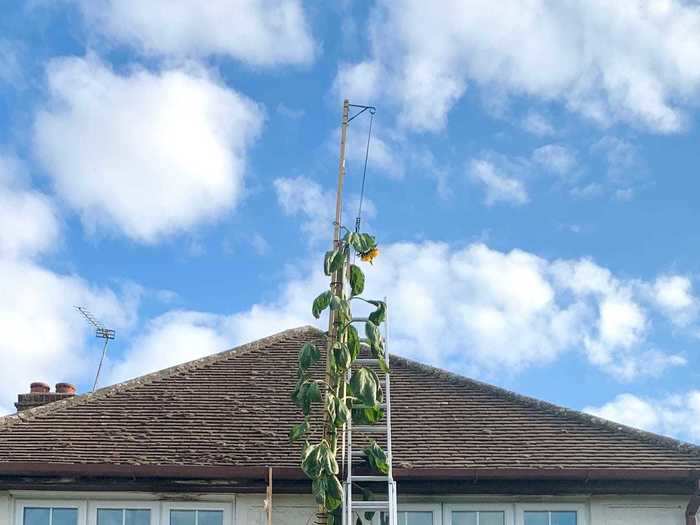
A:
[355,109,375,233]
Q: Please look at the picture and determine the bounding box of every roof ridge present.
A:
[0,325,320,430]
[390,353,700,458]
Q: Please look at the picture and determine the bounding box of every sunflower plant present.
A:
[290,230,389,525]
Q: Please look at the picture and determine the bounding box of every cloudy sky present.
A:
[2,0,700,443]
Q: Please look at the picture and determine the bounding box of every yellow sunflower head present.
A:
[360,246,380,264]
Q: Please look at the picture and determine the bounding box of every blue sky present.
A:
[3,0,700,442]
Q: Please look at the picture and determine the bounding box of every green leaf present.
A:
[329,249,345,274]
[312,475,327,506]
[294,380,321,415]
[364,440,389,474]
[349,264,365,296]
[333,394,350,427]
[352,403,384,425]
[312,291,333,319]
[333,341,352,371]
[298,342,321,371]
[302,442,323,479]
[289,418,310,442]
[330,296,351,324]
[349,367,380,407]
[360,233,377,251]
[325,474,343,510]
[318,440,339,475]
[365,321,382,352]
[346,325,360,360]
[324,250,336,276]
[367,300,386,326]
[348,232,366,253]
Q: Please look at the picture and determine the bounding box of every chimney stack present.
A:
[15,382,77,412]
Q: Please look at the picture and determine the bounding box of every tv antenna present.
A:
[75,306,115,392]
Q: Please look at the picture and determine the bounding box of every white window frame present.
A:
[515,503,587,525]
[159,502,233,525]
[88,501,160,525]
[397,503,443,525]
[443,503,513,525]
[15,500,88,525]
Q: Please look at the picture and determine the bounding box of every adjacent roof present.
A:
[1,326,699,485]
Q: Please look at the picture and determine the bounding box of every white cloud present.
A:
[274,176,376,243]
[0,258,136,414]
[651,274,699,326]
[522,112,555,136]
[586,391,700,442]
[334,61,383,103]
[343,0,700,133]
[75,0,315,66]
[0,155,59,259]
[34,56,263,243]
[107,242,691,384]
[532,144,577,175]
[468,159,528,206]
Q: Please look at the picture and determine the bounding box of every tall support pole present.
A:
[318,99,350,525]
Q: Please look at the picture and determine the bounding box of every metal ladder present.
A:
[342,318,398,525]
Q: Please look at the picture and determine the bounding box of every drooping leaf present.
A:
[289,418,310,442]
[361,233,377,251]
[318,440,339,475]
[298,342,321,371]
[365,321,382,353]
[349,367,380,407]
[294,380,321,415]
[330,296,351,324]
[333,341,352,371]
[302,442,323,479]
[312,475,328,506]
[348,231,367,253]
[367,300,386,326]
[325,474,344,510]
[349,264,365,296]
[312,291,333,319]
[330,249,345,274]
[346,325,360,360]
[324,250,334,276]
[333,394,350,428]
[352,403,384,425]
[364,440,389,474]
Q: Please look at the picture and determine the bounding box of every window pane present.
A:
[197,511,222,525]
[24,508,50,525]
[97,510,122,525]
[52,509,78,525]
[480,512,505,525]
[524,512,549,525]
[170,511,195,525]
[405,512,433,525]
[125,510,150,525]
[452,512,477,525]
[551,512,577,525]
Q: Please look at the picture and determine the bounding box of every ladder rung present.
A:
[351,501,390,510]
[355,358,381,366]
[352,402,386,409]
[353,425,387,433]
[351,475,389,482]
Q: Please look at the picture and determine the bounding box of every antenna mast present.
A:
[75,306,116,392]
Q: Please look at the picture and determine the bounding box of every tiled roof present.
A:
[0,326,699,480]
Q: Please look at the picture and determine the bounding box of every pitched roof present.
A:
[0,326,699,482]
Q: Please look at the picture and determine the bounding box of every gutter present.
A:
[0,463,698,482]
[687,479,700,525]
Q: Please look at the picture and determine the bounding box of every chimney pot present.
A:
[30,382,50,393]
[55,383,76,395]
